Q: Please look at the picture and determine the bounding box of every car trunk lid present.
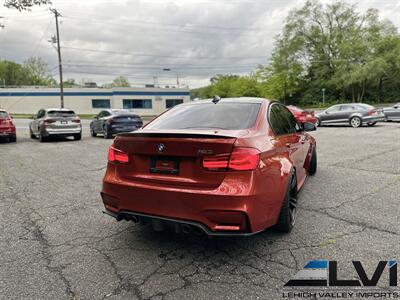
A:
[112,130,243,188]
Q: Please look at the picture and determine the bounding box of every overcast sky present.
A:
[0,0,399,88]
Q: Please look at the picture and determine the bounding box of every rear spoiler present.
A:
[118,131,238,139]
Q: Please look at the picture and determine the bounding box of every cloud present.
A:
[0,0,398,88]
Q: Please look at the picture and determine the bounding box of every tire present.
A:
[367,122,376,127]
[30,128,36,139]
[274,171,297,233]
[74,133,82,141]
[316,118,321,127]
[308,147,317,176]
[103,126,112,139]
[90,126,97,137]
[38,132,46,143]
[9,136,17,143]
[350,116,362,128]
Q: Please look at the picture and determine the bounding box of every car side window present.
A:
[340,105,355,111]
[268,104,299,135]
[326,106,340,113]
[98,111,105,118]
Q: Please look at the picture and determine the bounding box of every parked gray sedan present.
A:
[29,108,82,142]
[383,103,400,121]
[315,103,385,128]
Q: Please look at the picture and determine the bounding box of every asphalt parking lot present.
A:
[0,120,399,299]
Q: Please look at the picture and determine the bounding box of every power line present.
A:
[62,13,281,33]
[63,63,261,71]
[61,46,267,60]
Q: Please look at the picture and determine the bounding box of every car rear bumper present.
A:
[0,126,16,135]
[103,208,261,236]
[101,169,285,235]
[362,115,385,123]
[42,127,82,136]
[110,126,140,134]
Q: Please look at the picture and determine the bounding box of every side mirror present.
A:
[10,114,13,119]
[303,122,316,132]
[31,115,36,119]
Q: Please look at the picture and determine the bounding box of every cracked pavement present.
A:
[0,120,399,299]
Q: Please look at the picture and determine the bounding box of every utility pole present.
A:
[50,8,64,108]
[0,16,5,29]
[322,88,326,105]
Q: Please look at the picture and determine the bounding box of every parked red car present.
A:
[101,98,317,236]
[0,110,16,142]
[287,105,317,125]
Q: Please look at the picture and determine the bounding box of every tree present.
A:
[262,0,399,103]
[23,57,52,86]
[63,78,78,88]
[191,0,399,105]
[0,60,30,86]
[112,76,130,87]
[4,0,52,11]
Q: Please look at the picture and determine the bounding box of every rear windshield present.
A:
[287,106,302,112]
[356,104,374,110]
[146,102,261,130]
[113,110,133,115]
[0,111,8,118]
[47,110,76,117]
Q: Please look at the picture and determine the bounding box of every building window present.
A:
[123,99,152,109]
[92,99,111,109]
[166,99,183,109]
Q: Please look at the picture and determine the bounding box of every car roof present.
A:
[45,108,75,111]
[187,97,271,105]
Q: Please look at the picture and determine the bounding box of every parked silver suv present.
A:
[29,108,82,142]
[315,103,385,128]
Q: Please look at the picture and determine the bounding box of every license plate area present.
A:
[150,156,180,175]
[60,120,68,124]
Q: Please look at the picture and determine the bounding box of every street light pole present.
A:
[50,8,64,108]
[322,88,326,105]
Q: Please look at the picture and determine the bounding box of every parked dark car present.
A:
[315,103,385,128]
[90,109,143,139]
[101,98,317,236]
[383,103,400,121]
[29,108,82,142]
[0,110,16,142]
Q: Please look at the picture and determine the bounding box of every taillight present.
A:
[202,147,261,171]
[368,109,376,116]
[108,146,129,164]
[72,118,81,123]
[44,119,56,124]
[228,147,261,171]
[202,153,230,170]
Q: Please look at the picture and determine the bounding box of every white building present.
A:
[0,87,190,116]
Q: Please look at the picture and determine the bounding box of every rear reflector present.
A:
[44,119,56,124]
[202,147,260,171]
[108,146,129,163]
[72,119,81,123]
